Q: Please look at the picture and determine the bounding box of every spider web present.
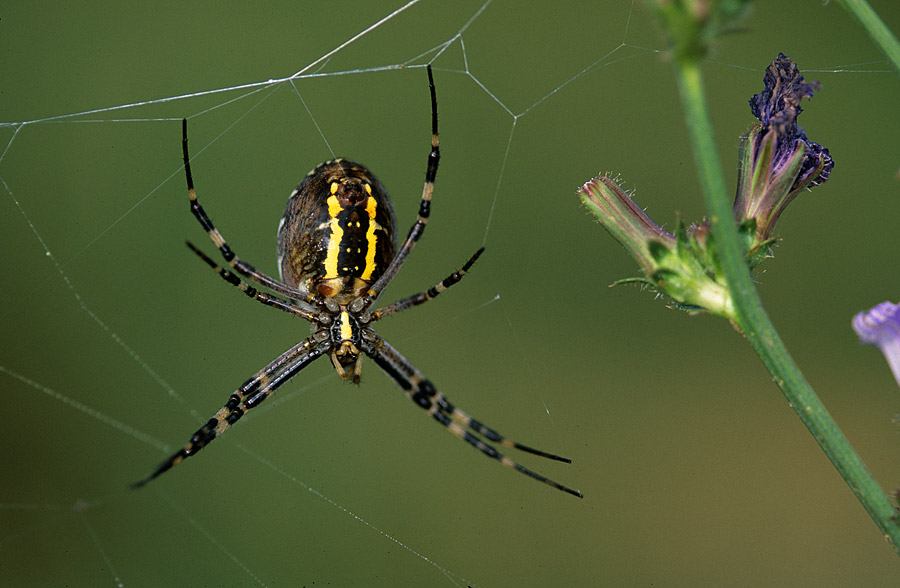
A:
[3,1,900,586]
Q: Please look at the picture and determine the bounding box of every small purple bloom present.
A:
[734,54,834,246]
[748,52,834,190]
[853,301,900,388]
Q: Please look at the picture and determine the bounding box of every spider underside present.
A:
[132,66,581,498]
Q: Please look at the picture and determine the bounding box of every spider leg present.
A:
[366,337,582,498]
[187,240,318,321]
[131,336,327,489]
[372,247,484,321]
[181,118,308,302]
[365,65,440,304]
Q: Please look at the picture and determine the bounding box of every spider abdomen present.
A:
[277,159,396,303]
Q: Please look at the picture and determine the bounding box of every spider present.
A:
[132,65,581,498]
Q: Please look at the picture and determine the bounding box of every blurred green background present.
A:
[3,1,900,586]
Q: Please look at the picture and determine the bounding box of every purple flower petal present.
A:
[853,301,900,388]
[749,53,819,137]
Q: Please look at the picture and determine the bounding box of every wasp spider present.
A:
[133,66,580,498]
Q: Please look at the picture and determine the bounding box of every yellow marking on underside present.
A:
[360,196,379,281]
[323,194,344,279]
[339,310,353,341]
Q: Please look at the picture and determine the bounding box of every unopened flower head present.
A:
[578,175,675,277]
[578,176,734,318]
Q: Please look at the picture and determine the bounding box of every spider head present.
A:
[327,307,364,383]
[330,343,363,383]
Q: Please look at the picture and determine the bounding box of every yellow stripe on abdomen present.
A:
[360,196,379,281]
[323,194,344,279]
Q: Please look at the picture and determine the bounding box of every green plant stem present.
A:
[673,58,900,554]
[837,0,900,74]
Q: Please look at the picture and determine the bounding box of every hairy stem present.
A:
[673,57,900,555]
